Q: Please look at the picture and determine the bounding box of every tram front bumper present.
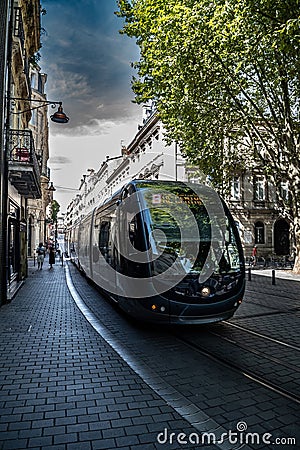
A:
[118,292,242,325]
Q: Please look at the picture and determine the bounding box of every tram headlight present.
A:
[151,304,166,313]
[201,286,211,297]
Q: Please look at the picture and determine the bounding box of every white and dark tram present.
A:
[67,180,245,324]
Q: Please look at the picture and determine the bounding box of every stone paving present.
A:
[0,258,299,449]
[0,260,198,450]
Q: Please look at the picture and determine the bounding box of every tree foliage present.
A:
[117,0,300,270]
[51,200,60,222]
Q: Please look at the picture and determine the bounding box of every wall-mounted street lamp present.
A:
[41,180,56,192]
[10,97,70,123]
[46,182,56,207]
[47,182,56,192]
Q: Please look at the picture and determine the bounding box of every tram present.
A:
[67,180,245,324]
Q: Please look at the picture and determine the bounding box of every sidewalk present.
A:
[0,259,195,450]
[250,267,300,282]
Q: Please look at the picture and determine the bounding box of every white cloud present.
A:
[46,65,92,98]
[48,114,142,212]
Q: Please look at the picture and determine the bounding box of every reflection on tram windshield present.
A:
[138,182,241,276]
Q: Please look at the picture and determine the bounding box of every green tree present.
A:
[50,200,60,248]
[51,200,60,222]
[117,0,300,272]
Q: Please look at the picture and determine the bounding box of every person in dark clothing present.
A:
[36,242,46,270]
[48,245,56,269]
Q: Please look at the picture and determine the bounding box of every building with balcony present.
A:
[27,66,53,257]
[1,0,43,302]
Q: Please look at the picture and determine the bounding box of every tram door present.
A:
[91,204,117,295]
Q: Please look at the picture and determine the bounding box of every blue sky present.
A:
[40,0,142,210]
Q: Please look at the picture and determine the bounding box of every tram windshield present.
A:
[137,182,242,276]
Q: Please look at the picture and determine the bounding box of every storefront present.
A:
[7,200,20,289]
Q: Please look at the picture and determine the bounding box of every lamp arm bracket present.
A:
[10,97,62,114]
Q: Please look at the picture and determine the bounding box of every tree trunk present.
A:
[293,216,300,274]
[290,178,300,274]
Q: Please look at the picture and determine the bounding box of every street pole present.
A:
[55,219,58,251]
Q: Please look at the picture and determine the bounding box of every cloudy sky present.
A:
[41,0,142,211]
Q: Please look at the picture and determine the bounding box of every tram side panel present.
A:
[67,225,79,266]
[77,215,93,278]
[90,202,118,299]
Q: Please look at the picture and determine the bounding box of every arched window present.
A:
[255,221,265,244]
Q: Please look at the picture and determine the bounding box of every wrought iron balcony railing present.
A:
[7,129,41,199]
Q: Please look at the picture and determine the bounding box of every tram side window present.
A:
[99,221,110,261]
[128,213,148,253]
[220,218,240,270]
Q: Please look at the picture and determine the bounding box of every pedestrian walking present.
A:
[251,245,258,267]
[36,242,46,270]
[48,244,56,269]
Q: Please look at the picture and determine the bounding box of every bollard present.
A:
[248,267,251,281]
[61,252,64,267]
[272,269,276,285]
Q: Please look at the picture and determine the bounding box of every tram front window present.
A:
[138,182,241,277]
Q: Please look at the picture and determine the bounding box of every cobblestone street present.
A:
[0,259,299,449]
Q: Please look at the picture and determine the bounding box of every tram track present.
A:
[207,329,300,372]
[239,298,300,316]
[246,287,299,303]
[172,327,300,406]
[224,321,300,352]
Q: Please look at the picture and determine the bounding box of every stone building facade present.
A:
[227,172,292,262]
[27,66,53,256]
[0,1,52,302]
